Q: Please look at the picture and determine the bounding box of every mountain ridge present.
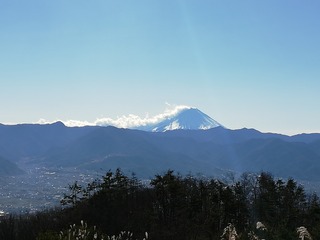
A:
[1,109,320,179]
[35,126,320,180]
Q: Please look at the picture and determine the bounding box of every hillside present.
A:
[38,127,320,180]
[1,123,320,180]
[0,155,24,176]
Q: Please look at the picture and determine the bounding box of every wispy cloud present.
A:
[36,104,192,128]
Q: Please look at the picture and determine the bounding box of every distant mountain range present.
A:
[1,108,320,181]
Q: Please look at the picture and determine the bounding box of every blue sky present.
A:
[1,0,319,135]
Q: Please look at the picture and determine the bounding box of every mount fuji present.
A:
[140,108,223,132]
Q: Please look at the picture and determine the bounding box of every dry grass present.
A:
[57,221,149,240]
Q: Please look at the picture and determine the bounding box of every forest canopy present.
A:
[0,169,319,240]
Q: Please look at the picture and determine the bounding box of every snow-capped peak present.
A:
[143,108,222,132]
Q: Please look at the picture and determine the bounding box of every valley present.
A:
[0,161,101,214]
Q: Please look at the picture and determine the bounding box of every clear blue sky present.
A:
[1,0,319,135]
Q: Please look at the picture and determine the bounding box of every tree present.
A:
[61,181,84,207]
[150,170,188,240]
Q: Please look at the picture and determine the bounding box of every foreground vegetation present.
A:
[0,169,319,240]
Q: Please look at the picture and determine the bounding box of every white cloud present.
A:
[95,104,191,128]
[36,104,192,128]
[36,119,94,127]
[62,120,95,127]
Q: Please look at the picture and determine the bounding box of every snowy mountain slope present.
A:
[142,108,223,132]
